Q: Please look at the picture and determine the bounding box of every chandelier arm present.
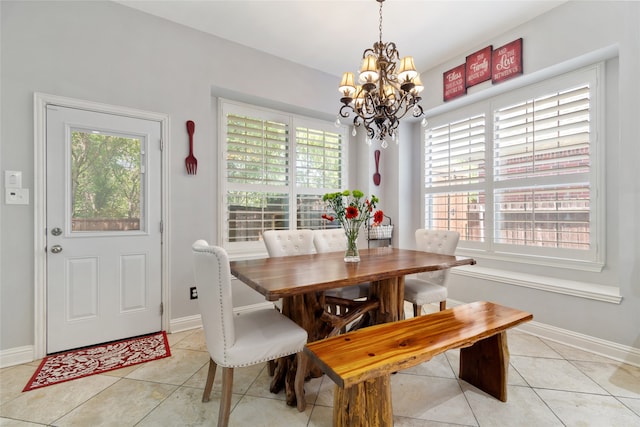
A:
[383,93,411,117]
[339,104,353,119]
[384,42,400,63]
[362,92,380,117]
[362,47,376,58]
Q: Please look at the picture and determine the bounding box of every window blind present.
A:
[221,102,348,248]
[295,127,343,190]
[226,114,289,185]
[494,85,590,181]
[425,114,486,188]
[422,64,600,265]
[225,113,290,242]
[493,84,591,249]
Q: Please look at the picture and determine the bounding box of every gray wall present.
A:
[0,0,339,351]
[1,1,638,357]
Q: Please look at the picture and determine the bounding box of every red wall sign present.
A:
[492,38,523,84]
[466,46,492,87]
[443,64,466,102]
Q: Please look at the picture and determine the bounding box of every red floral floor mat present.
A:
[23,331,171,392]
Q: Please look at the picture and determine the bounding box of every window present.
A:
[423,65,603,269]
[220,100,347,253]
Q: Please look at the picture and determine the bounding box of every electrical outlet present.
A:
[190,286,198,300]
[5,188,29,205]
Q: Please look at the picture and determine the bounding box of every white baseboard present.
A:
[0,345,34,368]
[168,301,274,334]
[517,321,640,368]
[447,299,640,368]
[3,301,638,369]
[168,314,203,334]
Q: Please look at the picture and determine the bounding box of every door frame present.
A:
[33,92,171,359]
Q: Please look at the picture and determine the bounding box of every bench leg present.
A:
[333,374,393,427]
[459,331,509,402]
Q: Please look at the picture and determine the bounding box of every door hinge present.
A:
[160,302,164,315]
[160,220,163,233]
[160,138,163,151]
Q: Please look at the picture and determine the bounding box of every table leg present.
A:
[271,293,326,407]
[368,276,405,324]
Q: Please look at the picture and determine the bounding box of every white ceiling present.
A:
[115,0,566,77]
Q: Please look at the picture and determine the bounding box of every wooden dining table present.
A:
[229,246,476,407]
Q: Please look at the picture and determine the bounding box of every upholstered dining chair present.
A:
[192,240,308,426]
[312,228,369,300]
[261,229,314,372]
[404,229,460,317]
[312,228,378,335]
[262,229,316,257]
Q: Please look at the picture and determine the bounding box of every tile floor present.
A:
[1,304,639,426]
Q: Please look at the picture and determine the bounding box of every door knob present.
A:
[50,245,63,254]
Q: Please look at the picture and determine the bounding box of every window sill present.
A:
[456,248,604,273]
[451,265,622,304]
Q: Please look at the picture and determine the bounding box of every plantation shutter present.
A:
[226,114,289,185]
[295,126,344,229]
[494,84,590,181]
[493,84,592,249]
[424,114,486,240]
[295,127,343,190]
[425,114,486,188]
[225,113,290,242]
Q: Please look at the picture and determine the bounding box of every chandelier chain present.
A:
[378,0,383,45]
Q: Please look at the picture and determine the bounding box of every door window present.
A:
[70,129,145,233]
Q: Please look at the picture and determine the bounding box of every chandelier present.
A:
[337,0,426,148]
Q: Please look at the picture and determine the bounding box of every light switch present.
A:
[5,188,29,205]
[5,171,22,188]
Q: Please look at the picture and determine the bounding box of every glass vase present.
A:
[344,232,360,263]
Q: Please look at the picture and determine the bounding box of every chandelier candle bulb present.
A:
[398,56,418,82]
[359,56,379,84]
[411,75,425,95]
[339,72,356,97]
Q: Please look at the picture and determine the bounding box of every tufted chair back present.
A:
[414,229,460,285]
[263,229,315,257]
[192,240,236,363]
[313,228,347,253]
[312,228,368,252]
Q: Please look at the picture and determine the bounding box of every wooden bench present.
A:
[303,301,533,427]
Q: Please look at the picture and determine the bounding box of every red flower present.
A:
[322,214,335,221]
[346,206,359,219]
[366,199,373,212]
[373,210,384,225]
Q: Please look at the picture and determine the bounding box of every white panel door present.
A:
[46,105,162,353]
